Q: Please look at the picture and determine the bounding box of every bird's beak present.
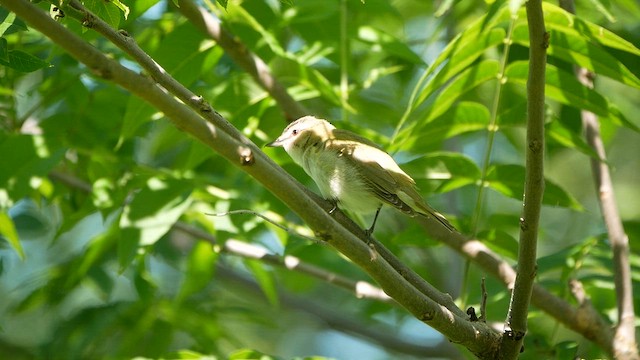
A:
[265,137,283,147]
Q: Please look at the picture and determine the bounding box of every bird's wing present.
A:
[332,129,385,150]
[333,139,416,215]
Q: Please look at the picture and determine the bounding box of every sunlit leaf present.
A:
[423,59,501,124]
[512,23,640,89]
[398,101,491,151]
[0,212,24,260]
[358,26,425,64]
[403,152,481,194]
[542,2,640,56]
[415,29,506,107]
[505,61,639,132]
[85,0,121,29]
[118,177,193,269]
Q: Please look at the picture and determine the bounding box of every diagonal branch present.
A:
[499,1,548,358]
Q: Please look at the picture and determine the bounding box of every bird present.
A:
[266,115,454,235]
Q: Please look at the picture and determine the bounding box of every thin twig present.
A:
[207,209,320,243]
[480,277,487,323]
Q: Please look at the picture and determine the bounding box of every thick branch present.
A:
[499,1,547,357]
[4,0,495,353]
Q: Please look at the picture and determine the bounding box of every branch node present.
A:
[238,146,254,166]
[81,13,95,28]
[519,217,527,231]
[420,310,435,322]
[529,138,543,153]
[542,31,550,49]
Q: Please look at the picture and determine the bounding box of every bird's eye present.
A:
[292,129,298,135]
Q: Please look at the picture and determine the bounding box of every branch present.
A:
[579,65,639,360]
[176,0,309,120]
[499,1,548,357]
[5,0,495,353]
[559,1,637,357]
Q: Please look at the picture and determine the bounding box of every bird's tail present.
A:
[425,209,455,232]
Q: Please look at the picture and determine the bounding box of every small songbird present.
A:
[266,116,454,235]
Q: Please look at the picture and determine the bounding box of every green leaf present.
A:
[0,37,8,62]
[217,0,229,10]
[547,119,600,159]
[0,212,24,260]
[420,5,510,88]
[245,258,278,307]
[542,2,640,57]
[511,23,640,89]
[225,4,284,56]
[177,241,218,302]
[118,177,193,270]
[398,101,491,151]
[424,59,501,124]
[111,0,130,20]
[505,61,639,132]
[486,164,583,210]
[85,0,122,29]
[402,152,481,194]
[229,349,279,360]
[0,50,49,72]
[415,28,506,107]
[0,134,64,200]
[479,228,518,260]
[120,24,218,141]
[357,26,425,65]
[0,7,28,36]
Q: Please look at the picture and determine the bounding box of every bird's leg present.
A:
[364,206,382,238]
[328,199,338,214]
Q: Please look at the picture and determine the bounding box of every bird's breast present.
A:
[299,145,381,214]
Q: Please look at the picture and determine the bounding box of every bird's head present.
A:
[266,116,335,154]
